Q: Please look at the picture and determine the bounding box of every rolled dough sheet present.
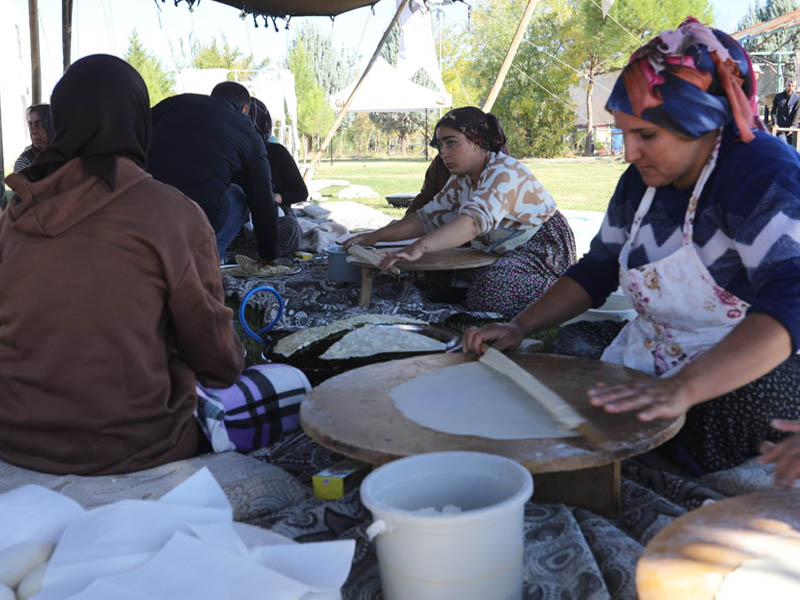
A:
[320,326,446,360]
[391,362,578,439]
[716,557,800,599]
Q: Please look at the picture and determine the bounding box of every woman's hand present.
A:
[587,377,697,421]
[342,232,376,251]
[379,243,424,272]
[758,419,800,488]
[273,192,283,205]
[462,323,525,355]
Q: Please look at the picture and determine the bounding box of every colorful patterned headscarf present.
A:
[430,106,508,152]
[606,17,763,142]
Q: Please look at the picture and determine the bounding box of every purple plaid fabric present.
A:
[196,364,310,452]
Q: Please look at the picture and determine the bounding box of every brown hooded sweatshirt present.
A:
[0,157,245,475]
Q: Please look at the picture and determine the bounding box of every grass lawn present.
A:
[313,156,628,217]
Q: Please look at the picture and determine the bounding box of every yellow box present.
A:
[312,459,370,500]
[294,251,313,260]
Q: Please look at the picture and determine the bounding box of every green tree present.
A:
[448,0,581,157]
[574,0,713,154]
[294,23,358,96]
[738,0,800,86]
[124,30,175,106]
[288,37,335,157]
[190,35,268,81]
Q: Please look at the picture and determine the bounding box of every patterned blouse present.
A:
[417,152,557,253]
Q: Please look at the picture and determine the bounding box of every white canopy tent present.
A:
[329,57,452,113]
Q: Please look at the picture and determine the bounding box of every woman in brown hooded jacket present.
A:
[0,55,245,475]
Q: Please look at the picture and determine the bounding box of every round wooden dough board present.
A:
[637,489,800,600]
[301,353,684,472]
[348,247,497,271]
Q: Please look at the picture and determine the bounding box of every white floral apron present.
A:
[601,136,750,377]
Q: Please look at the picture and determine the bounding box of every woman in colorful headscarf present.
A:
[344,106,577,318]
[13,104,54,173]
[465,18,800,475]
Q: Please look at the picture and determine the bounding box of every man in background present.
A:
[771,79,799,148]
[147,81,278,261]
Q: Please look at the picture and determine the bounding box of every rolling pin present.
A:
[347,244,401,275]
[479,343,611,448]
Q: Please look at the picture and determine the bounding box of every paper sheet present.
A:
[0,468,354,600]
[391,362,578,439]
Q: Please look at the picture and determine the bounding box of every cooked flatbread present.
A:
[226,255,296,278]
[274,314,426,357]
[320,326,446,360]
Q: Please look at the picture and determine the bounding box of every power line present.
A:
[586,0,641,45]
[483,43,586,122]
[524,40,613,93]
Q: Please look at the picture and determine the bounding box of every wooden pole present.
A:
[303,0,410,182]
[481,0,540,113]
[0,92,5,195]
[62,0,73,73]
[29,0,42,105]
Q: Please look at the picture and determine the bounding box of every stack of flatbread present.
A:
[226,255,296,278]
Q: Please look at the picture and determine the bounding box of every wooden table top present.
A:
[637,489,800,599]
[347,247,497,272]
[301,352,684,472]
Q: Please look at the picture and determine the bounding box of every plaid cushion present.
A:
[196,364,310,452]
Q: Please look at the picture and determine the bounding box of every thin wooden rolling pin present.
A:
[479,344,611,448]
[347,244,401,275]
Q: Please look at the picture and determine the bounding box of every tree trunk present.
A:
[399,132,408,157]
[583,60,596,157]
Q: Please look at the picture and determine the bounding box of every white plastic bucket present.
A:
[360,451,533,600]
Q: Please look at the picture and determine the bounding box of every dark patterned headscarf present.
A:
[606,17,763,142]
[430,106,508,153]
[25,54,151,188]
[248,97,272,145]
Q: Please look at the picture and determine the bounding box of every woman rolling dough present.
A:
[344,107,576,318]
[465,18,800,473]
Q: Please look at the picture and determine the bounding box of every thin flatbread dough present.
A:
[716,557,800,599]
[320,326,446,360]
[391,362,578,439]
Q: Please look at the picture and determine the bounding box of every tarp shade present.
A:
[209,0,379,17]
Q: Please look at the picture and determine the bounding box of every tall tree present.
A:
[575,0,713,154]
[294,23,358,96]
[190,35,268,80]
[288,37,334,158]
[448,0,582,157]
[124,30,175,106]
[738,0,800,84]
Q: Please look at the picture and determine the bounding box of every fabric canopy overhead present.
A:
[329,57,452,112]
[207,0,380,17]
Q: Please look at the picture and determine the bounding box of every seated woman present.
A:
[405,121,510,215]
[0,55,302,476]
[465,18,800,474]
[344,106,576,318]
[13,104,53,173]
[248,97,307,257]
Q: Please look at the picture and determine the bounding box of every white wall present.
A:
[1,0,33,177]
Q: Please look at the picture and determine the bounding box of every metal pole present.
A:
[482,0,540,112]
[778,54,784,92]
[29,0,42,104]
[62,0,73,73]
[303,0,411,182]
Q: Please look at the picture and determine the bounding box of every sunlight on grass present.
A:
[313,157,627,217]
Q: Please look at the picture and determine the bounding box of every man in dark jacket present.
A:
[771,79,799,148]
[148,82,278,260]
